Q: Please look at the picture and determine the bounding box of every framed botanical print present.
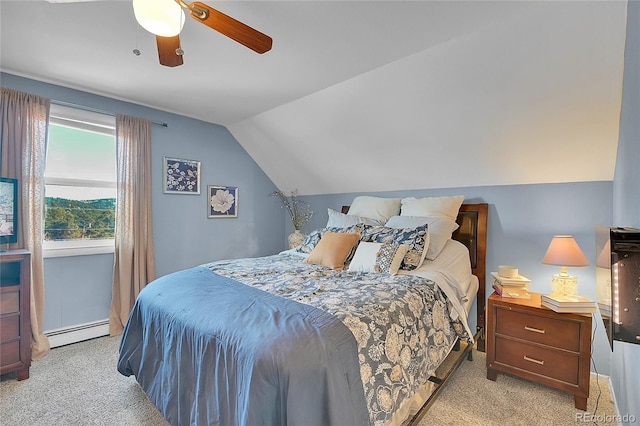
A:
[208,185,238,218]
[163,157,200,194]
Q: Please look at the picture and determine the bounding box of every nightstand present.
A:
[486,292,592,410]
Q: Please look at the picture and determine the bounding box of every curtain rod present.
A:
[51,100,168,128]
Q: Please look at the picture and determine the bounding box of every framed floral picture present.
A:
[163,157,200,194]
[208,185,238,218]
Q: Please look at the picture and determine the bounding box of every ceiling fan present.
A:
[47,0,273,67]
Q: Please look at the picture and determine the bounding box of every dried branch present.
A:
[269,189,313,231]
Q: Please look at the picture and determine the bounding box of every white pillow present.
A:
[384,216,431,229]
[326,208,382,228]
[348,196,401,224]
[348,242,409,275]
[385,215,459,260]
[400,195,464,221]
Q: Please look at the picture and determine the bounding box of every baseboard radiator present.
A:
[45,319,110,348]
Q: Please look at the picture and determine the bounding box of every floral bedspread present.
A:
[205,253,470,426]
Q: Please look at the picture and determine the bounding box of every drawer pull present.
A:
[524,355,544,365]
[524,326,545,334]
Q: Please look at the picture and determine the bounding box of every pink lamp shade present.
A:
[542,235,589,296]
[542,235,589,267]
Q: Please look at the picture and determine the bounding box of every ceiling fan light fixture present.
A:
[133,0,185,37]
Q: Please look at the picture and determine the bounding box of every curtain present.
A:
[0,88,51,360]
[109,114,156,335]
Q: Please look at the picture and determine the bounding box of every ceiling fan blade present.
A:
[156,35,184,67]
[187,2,272,54]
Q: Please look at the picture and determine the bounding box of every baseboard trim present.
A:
[607,377,622,426]
[45,319,109,348]
[590,372,622,425]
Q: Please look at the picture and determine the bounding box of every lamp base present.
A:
[551,274,578,296]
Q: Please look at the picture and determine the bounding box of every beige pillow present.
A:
[303,231,361,270]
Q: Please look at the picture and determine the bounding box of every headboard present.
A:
[341,203,488,352]
[454,203,488,352]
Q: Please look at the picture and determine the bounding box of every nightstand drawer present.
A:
[495,307,581,352]
[495,337,579,385]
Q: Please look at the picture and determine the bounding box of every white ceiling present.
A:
[0,1,628,195]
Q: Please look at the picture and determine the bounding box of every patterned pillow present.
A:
[385,215,456,260]
[360,224,428,270]
[296,224,366,254]
[348,242,409,275]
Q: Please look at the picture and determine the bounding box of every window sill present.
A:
[43,239,115,258]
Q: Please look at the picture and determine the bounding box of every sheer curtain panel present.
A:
[0,88,51,360]
[109,114,156,335]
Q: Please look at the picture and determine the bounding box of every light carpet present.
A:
[0,336,616,425]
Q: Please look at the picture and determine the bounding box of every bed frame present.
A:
[343,202,488,423]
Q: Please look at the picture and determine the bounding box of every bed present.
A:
[117,199,488,426]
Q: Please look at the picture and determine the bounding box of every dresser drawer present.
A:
[0,340,20,366]
[0,314,19,341]
[495,307,581,352]
[0,291,20,315]
[495,337,580,385]
[0,251,31,380]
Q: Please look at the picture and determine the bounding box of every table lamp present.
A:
[542,235,589,295]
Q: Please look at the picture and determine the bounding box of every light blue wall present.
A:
[611,0,640,422]
[42,254,113,329]
[299,181,614,375]
[1,72,285,332]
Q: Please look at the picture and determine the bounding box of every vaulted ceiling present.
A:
[0,1,628,195]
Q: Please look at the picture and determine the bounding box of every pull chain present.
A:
[132,23,141,56]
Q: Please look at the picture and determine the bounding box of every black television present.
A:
[0,177,18,244]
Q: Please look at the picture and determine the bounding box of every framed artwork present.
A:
[208,185,238,218]
[163,157,200,194]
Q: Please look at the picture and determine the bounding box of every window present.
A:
[44,105,116,257]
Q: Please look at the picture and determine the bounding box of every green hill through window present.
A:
[45,197,115,241]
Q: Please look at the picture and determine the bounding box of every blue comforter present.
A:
[117,266,369,426]
[118,253,470,426]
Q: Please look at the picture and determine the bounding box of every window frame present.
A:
[43,105,117,258]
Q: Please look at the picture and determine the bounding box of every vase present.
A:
[288,230,306,249]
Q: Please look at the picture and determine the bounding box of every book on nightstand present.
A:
[491,272,531,287]
[491,272,531,298]
[541,293,596,313]
[492,283,531,299]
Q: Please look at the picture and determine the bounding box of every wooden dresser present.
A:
[486,292,591,410]
[0,249,31,380]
